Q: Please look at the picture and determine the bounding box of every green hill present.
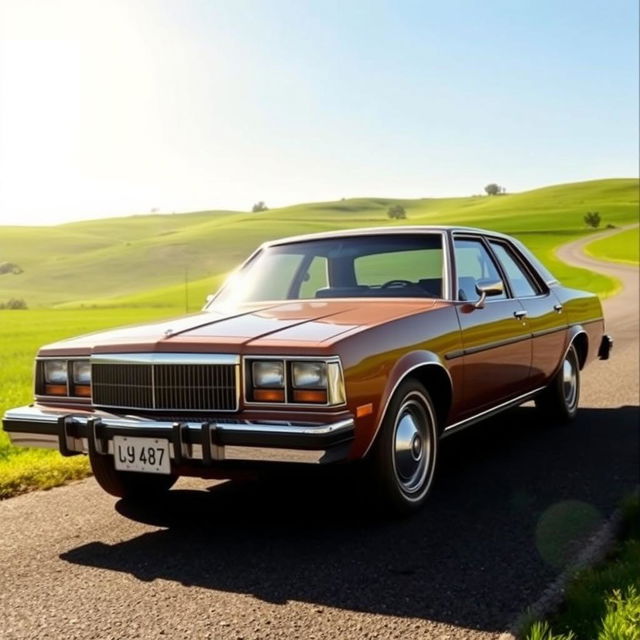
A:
[0,178,637,309]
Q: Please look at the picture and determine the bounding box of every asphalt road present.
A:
[1,230,638,640]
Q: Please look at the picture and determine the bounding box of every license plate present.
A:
[113,436,171,474]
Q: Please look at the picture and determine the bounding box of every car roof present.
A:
[264,225,514,247]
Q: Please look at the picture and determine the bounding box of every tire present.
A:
[89,449,177,500]
[369,379,439,515]
[535,344,581,423]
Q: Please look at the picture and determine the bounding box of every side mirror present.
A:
[473,279,504,309]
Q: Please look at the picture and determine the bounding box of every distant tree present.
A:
[1,298,27,309]
[584,211,601,228]
[0,262,23,275]
[484,183,501,196]
[387,205,407,220]
[252,201,269,212]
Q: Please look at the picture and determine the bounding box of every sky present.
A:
[0,0,638,226]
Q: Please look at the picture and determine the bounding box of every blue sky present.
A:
[0,0,637,224]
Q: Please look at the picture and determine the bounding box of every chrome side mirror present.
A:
[474,279,504,309]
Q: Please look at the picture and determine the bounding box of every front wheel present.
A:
[89,449,178,500]
[535,344,581,423]
[369,380,439,515]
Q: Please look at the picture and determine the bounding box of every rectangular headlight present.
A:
[252,360,284,388]
[72,360,91,385]
[292,361,327,388]
[44,360,68,385]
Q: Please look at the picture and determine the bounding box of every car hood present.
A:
[39,298,447,356]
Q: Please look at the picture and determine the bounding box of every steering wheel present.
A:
[381,279,414,289]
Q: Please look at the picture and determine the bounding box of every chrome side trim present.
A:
[532,326,567,338]
[442,386,546,437]
[444,333,532,360]
[90,353,240,365]
[569,318,603,328]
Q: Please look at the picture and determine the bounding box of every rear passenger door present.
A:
[487,239,568,387]
[453,236,532,415]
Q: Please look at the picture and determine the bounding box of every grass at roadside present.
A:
[524,494,640,640]
[585,227,640,266]
[0,307,178,498]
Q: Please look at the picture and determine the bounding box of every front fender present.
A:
[360,350,451,457]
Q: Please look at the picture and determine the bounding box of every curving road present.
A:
[1,230,638,640]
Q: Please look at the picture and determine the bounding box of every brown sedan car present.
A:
[3,226,612,513]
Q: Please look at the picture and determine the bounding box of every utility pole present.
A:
[184,266,189,313]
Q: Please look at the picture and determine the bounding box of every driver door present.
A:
[453,236,532,416]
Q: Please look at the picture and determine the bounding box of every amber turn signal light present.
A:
[74,384,91,397]
[292,389,327,404]
[253,389,285,402]
[44,384,68,396]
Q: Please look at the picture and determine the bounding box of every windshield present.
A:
[211,233,444,306]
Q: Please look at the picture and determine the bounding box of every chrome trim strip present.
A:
[444,334,532,359]
[442,386,546,437]
[463,334,531,356]
[90,353,240,365]
[569,318,603,328]
[532,326,567,338]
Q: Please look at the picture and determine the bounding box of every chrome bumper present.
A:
[3,405,355,465]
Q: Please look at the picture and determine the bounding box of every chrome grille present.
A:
[92,359,238,412]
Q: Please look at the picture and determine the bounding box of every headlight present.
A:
[292,361,327,388]
[252,360,284,388]
[72,360,91,385]
[44,360,68,385]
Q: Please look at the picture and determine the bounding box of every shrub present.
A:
[584,211,601,228]
[0,298,28,309]
[387,205,407,220]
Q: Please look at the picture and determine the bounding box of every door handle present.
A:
[513,310,528,319]
[553,304,563,313]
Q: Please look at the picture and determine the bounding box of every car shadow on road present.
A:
[60,405,639,633]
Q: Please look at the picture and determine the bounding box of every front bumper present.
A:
[2,405,355,465]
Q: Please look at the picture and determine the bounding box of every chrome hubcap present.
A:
[393,397,432,494]
[562,356,578,408]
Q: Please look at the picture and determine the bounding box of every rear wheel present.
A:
[535,344,581,423]
[89,449,177,499]
[369,379,439,515]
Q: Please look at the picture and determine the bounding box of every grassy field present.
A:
[585,226,639,266]
[0,307,179,497]
[1,178,637,308]
[525,495,640,640]
[0,177,638,497]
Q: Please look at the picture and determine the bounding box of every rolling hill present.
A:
[0,178,637,309]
